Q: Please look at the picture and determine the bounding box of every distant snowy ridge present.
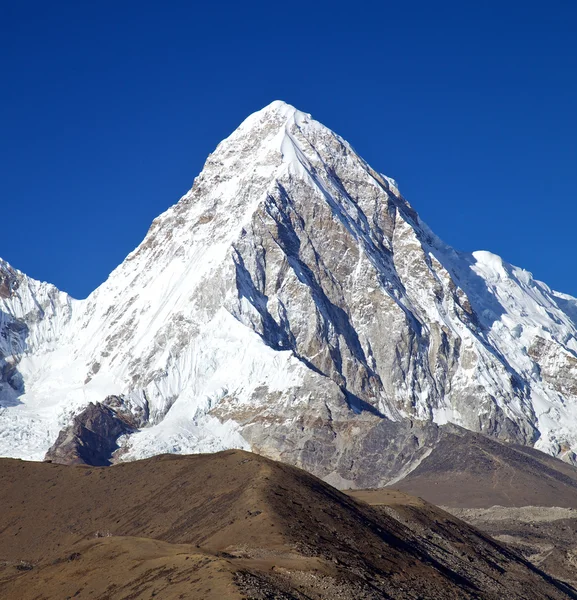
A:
[1,101,576,486]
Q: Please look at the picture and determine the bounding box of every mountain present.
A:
[1,450,575,599]
[1,101,577,486]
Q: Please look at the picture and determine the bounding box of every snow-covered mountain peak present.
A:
[234,99,313,133]
[2,103,577,483]
[199,99,349,185]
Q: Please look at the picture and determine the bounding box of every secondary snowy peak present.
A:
[1,101,577,484]
[0,259,18,299]
[0,258,75,416]
[0,258,74,321]
[0,257,75,359]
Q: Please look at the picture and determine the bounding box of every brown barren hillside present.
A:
[389,428,577,508]
[0,450,575,599]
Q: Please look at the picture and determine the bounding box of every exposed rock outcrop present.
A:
[44,399,135,466]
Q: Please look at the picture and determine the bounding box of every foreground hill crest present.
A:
[1,101,577,485]
[1,450,576,600]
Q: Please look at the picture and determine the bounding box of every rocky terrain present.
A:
[447,506,577,589]
[44,398,138,466]
[1,450,576,599]
[348,431,577,591]
[1,101,577,487]
[349,488,577,596]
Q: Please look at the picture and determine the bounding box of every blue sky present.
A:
[1,1,576,299]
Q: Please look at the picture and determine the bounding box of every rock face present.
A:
[1,101,577,483]
[44,398,140,466]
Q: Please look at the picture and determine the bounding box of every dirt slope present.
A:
[0,450,575,599]
[390,427,577,508]
[351,429,577,593]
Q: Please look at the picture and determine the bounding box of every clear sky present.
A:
[1,1,576,299]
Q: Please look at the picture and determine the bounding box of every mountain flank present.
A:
[386,426,577,508]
